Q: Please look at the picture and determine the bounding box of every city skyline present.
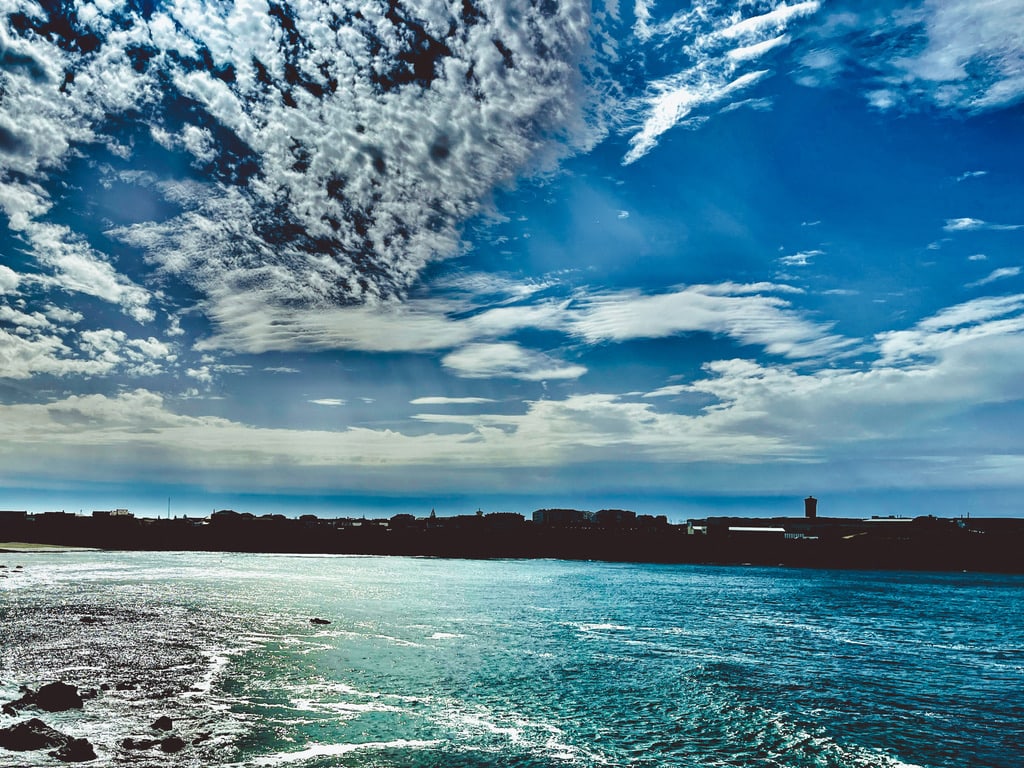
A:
[2,0,1023,520]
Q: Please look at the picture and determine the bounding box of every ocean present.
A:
[1,551,1021,767]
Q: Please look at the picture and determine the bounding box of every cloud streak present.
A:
[624,0,821,164]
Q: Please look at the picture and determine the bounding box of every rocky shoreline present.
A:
[0,681,207,763]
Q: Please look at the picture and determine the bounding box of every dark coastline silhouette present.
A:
[2,506,1022,573]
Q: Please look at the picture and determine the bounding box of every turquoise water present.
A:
[1,552,1022,767]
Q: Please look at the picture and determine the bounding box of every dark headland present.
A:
[1,501,1022,573]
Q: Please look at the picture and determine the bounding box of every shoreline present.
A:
[0,541,97,553]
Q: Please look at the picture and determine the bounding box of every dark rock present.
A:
[151,715,173,731]
[310,617,331,625]
[79,616,103,625]
[160,736,186,753]
[1,703,18,717]
[34,682,83,712]
[113,682,135,691]
[192,731,212,745]
[4,682,83,714]
[49,737,96,762]
[99,684,110,692]
[0,717,67,750]
[120,737,159,750]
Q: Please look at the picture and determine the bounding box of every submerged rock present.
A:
[310,617,332,625]
[121,737,159,750]
[151,715,173,731]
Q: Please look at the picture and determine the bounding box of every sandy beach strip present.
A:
[0,541,97,552]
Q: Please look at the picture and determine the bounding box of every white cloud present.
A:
[44,305,84,325]
[193,277,852,381]
[194,280,571,355]
[0,304,53,331]
[80,328,127,365]
[0,265,20,294]
[442,342,586,381]
[727,34,791,63]
[26,223,154,322]
[625,69,770,164]
[93,0,604,312]
[944,217,1023,232]
[878,294,1024,361]
[0,0,622,364]
[968,254,987,261]
[967,267,1022,289]
[0,327,112,380]
[804,1,1024,113]
[186,367,213,384]
[3,289,1024,493]
[779,249,822,267]
[410,397,497,405]
[891,0,1024,110]
[568,282,851,359]
[309,399,346,406]
[625,0,821,163]
[0,288,174,379]
[957,170,988,182]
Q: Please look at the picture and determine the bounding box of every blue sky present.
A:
[1,0,1023,520]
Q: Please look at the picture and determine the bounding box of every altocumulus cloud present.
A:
[0,0,610,330]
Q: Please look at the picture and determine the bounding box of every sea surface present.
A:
[0,551,1022,767]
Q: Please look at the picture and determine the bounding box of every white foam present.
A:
[575,623,632,632]
[289,698,403,715]
[234,738,442,766]
[185,650,232,697]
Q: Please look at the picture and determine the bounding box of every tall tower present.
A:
[804,496,818,519]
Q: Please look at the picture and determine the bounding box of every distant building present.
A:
[37,511,75,521]
[532,508,589,526]
[92,509,133,518]
[210,509,253,524]
[804,496,818,519]
[728,526,786,540]
[484,512,525,530]
[594,509,636,528]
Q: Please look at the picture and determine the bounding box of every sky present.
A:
[1,0,1023,521]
